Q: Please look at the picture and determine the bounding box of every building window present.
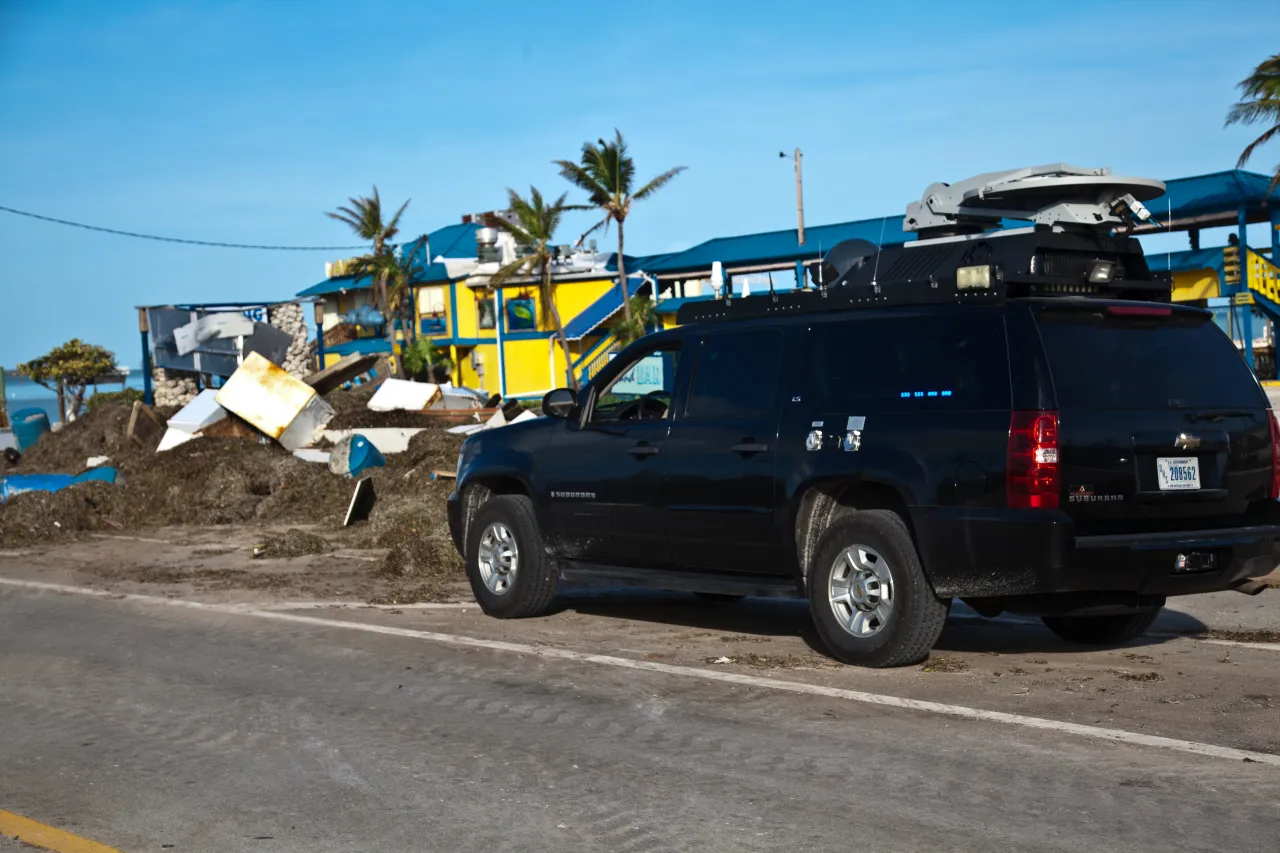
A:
[477,297,496,330]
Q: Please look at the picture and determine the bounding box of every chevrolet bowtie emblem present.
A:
[1174,433,1201,451]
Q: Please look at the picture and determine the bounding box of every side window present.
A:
[685,330,783,421]
[591,345,681,423]
[812,312,1009,411]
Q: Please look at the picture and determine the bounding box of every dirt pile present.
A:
[326,383,468,430]
[1,397,468,564]
[0,481,125,545]
[15,401,155,474]
[258,528,333,558]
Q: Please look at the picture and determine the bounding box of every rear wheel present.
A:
[465,495,558,619]
[808,510,947,668]
[1042,610,1160,645]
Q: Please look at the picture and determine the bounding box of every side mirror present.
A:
[542,387,578,420]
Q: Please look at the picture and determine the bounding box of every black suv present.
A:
[448,227,1280,667]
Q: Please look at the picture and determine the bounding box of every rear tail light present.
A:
[1106,305,1171,317]
[1008,411,1060,509]
[1268,410,1280,500]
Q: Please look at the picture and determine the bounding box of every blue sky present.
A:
[1,0,1277,368]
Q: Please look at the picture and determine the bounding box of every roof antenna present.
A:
[869,216,889,292]
[768,270,777,302]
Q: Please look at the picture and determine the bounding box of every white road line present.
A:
[2,577,1277,768]
[258,601,473,612]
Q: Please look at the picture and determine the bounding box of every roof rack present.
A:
[676,166,1172,326]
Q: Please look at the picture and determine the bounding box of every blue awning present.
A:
[324,338,393,356]
[562,277,649,340]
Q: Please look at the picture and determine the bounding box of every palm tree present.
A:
[348,236,427,365]
[1226,52,1280,194]
[489,187,582,390]
[555,130,685,323]
[326,187,411,366]
[607,293,658,347]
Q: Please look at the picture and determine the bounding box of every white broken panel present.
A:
[167,389,227,434]
[157,426,198,452]
[173,312,256,356]
[320,428,425,455]
[367,379,441,412]
[278,395,336,452]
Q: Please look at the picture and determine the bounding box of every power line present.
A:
[0,204,370,251]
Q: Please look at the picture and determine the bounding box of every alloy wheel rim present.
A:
[828,545,895,638]
[477,522,519,595]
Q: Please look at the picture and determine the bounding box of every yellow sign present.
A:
[1233,292,1255,306]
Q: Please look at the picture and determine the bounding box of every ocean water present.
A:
[3,370,145,424]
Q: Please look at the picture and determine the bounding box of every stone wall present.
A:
[151,367,200,409]
[268,302,312,379]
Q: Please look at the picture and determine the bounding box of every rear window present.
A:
[810,311,1010,412]
[1036,308,1264,410]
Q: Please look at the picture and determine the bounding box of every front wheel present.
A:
[808,510,948,668]
[465,495,558,618]
[1042,610,1160,645]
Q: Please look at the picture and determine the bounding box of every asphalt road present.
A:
[2,587,1278,853]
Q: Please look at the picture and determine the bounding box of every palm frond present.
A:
[1235,54,1280,101]
[489,255,535,287]
[1236,125,1280,168]
[633,166,687,200]
[384,197,411,239]
[1226,98,1280,128]
[576,216,610,246]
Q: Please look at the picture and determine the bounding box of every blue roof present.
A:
[644,216,912,276]
[1143,170,1278,228]
[298,223,480,296]
[1158,248,1228,275]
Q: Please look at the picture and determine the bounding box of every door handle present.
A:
[628,443,660,457]
[731,441,769,454]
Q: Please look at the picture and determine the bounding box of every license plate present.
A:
[1157,457,1200,491]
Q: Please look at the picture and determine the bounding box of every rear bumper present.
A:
[913,507,1280,599]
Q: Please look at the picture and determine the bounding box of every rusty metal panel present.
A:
[215,353,318,441]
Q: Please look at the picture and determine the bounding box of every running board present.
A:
[557,563,804,599]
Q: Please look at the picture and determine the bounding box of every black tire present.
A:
[808,510,947,668]
[1041,609,1160,645]
[465,495,558,619]
[693,592,745,605]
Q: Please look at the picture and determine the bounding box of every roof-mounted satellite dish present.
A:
[811,239,878,287]
[904,164,1166,240]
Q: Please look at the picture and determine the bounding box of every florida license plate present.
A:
[1157,457,1201,491]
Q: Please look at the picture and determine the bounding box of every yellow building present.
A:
[301,221,653,397]
[416,267,645,398]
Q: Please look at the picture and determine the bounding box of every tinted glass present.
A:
[812,311,1010,411]
[686,330,782,420]
[593,347,681,421]
[1036,309,1264,410]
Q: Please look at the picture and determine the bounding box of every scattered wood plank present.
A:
[126,401,166,449]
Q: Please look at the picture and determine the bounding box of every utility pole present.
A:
[781,148,805,245]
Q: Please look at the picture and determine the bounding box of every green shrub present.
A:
[86,388,143,413]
